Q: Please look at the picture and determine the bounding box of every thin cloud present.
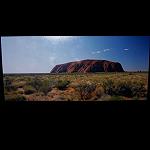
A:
[123,48,129,51]
[91,49,111,54]
[103,49,110,52]
[97,51,101,53]
[91,51,101,54]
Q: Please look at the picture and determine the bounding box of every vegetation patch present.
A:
[3,72,148,101]
[39,79,52,95]
[24,85,36,95]
[54,80,70,90]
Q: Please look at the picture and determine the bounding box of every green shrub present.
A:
[29,77,43,91]
[39,79,52,95]
[28,78,53,95]
[24,85,36,95]
[75,83,96,100]
[103,80,133,97]
[102,79,147,98]
[55,80,70,90]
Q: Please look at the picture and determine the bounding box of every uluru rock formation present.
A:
[50,59,124,73]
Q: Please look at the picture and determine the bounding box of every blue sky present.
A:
[1,36,149,73]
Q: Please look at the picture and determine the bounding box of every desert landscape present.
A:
[3,60,148,101]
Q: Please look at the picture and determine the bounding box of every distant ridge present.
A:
[50,59,124,73]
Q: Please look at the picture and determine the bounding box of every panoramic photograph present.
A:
[1,36,149,101]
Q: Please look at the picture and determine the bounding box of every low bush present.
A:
[29,77,43,91]
[24,85,36,95]
[55,80,70,90]
[102,79,147,98]
[39,79,52,95]
[75,82,96,100]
